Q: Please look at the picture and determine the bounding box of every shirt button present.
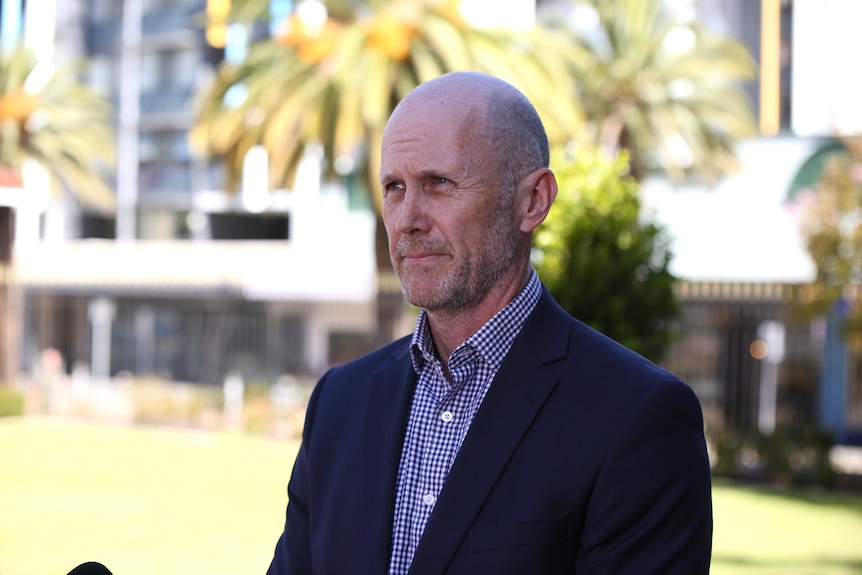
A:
[440,410,454,423]
[423,493,436,506]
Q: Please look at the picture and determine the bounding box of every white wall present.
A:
[641,137,821,283]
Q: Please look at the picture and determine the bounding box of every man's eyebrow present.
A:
[412,168,455,181]
[380,168,449,182]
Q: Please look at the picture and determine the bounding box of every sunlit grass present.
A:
[711,480,862,575]
[1,417,861,575]
[0,417,297,575]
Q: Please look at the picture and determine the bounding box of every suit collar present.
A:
[408,288,572,574]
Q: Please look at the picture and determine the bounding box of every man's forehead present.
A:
[380,132,466,172]
[392,92,476,120]
[384,95,483,143]
[379,117,478,182]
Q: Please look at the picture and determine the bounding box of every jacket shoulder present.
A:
[529,286,685,391]
[329,333,412,377]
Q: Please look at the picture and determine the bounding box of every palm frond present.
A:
[553,0,757,181]
[0,45,115,211]
[192,0,587,212]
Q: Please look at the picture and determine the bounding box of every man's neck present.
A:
[426,265,531,366]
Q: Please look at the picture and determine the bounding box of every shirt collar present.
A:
[409,269,541,374]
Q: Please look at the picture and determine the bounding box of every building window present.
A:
[208,213,290,241]
[86,54,117,98]
[80,213,117,239]
[87,0,121,24]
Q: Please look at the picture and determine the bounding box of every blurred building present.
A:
[636,0,862,444]
[1,0,860,443]
[4,0,377,386]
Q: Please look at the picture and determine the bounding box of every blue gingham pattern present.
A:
[388,270,541,575]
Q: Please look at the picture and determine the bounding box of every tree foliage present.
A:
[198,0,757,196]
[539,0,757,182]
[0,45,115,210]
[192,0,585,213]
[798,137,862,334]
[0,45,115,385]
[534,147,679,360]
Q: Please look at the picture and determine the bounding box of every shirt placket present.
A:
[413,352,477,541]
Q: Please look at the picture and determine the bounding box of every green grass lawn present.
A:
[0,417,296,575]
[711,478,862,575]
[1,417,861,575]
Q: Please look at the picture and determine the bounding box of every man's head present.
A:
[379,71,557,317]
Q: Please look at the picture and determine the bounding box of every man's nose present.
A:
[394,189,430,234]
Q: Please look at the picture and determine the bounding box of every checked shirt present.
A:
[387,270,541,575]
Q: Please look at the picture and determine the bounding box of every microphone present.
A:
[67,562,113,575]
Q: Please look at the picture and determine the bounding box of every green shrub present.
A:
[534,147,679,362]
[711,424,837,487]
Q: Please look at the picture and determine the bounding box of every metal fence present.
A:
[16,282,862,442]
[19,291,373,388]
[662,282,861,443]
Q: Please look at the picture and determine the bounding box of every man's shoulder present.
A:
[344,333,411,367]
[323,333,413,383]
[530,287,681,385]
[303,333,413,423]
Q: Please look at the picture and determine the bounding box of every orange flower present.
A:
[0,90,37,124]
[277,14,342,64]
[365,11,417,61]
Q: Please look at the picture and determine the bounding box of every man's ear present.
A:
[518,168,558,233]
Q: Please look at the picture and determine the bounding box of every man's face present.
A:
[379,97,520,314]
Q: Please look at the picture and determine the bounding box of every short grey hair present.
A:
[483,87,550,197]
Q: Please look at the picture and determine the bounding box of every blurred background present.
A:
[0,0,861,574]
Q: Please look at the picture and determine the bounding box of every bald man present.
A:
[267,71,712,575]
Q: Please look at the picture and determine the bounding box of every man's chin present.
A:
[400,282,442,310]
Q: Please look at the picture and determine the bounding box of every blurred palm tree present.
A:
[540,0,757,181]
[0,46,115,211]
[192,0,586,343]
[194,0,584,200]
[0,45,115,384]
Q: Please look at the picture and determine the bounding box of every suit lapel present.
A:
[408,290,571,575]
[359,343,417,573]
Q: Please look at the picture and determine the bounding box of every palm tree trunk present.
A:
[0,206,17,386]
[373,213,406,348]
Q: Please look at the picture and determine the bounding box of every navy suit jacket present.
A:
[267,287,713,574]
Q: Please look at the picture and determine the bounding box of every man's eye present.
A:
[425,177,451,189]
[383,182,405,195]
